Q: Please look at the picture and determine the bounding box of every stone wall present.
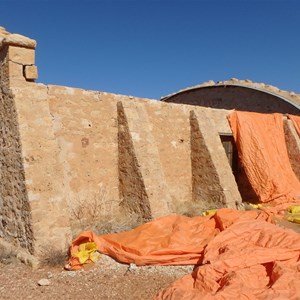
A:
[44,85,240,219]
[2,28,300,260]
[0,46,33,253]
[6,69,243,255]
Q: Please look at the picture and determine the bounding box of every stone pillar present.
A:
[0,27,71,260]
[0,27,38,83]
[118,101,173,218]
[190,110,242,209]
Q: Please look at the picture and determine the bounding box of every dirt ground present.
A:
[0,253,194,300]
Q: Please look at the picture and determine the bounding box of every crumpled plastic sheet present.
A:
[68,209,300,299]
[228,111,300,205]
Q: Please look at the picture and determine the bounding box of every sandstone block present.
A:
[24,65,38,80]
[8,46,35,65]
[0,26,10,36]
[8,61,24,79]
[3,33,36,49]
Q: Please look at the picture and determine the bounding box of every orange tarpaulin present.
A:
[288,114,300,137]
[154,217,300,300]
[69,209,271,270]
[68,209,300,299]
[228,111,300,205]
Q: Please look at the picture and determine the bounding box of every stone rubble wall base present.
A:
[0,238,39,269]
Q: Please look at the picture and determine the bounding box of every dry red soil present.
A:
[0,254,193,300]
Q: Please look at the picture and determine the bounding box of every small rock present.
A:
[128,263,138,272]
[47,272,53,279]
[37,278,50,286]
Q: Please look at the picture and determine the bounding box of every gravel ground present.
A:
[0,254,194,300]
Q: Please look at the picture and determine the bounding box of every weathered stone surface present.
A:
[145,101,192,210]
[117,101,152,221]
[8,61,24,79]
[24,65,38,80]
[8,46,35,65]
[0,27,10,47]
[0,27,10,36]
[118,101,173,219]
[190,110,241,209]
[0,238,39,268]
[9,83,72,256]
[0,36,4,47]
[2,33,36,49]
[46,85,121,236]
[0,61,33,253]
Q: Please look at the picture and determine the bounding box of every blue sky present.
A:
[1,0,300,99]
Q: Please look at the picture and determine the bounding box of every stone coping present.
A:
[0,26,36,49]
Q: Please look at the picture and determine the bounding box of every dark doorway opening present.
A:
[220,135,239,177]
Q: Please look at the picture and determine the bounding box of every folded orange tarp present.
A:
[68,209,300,299]
[68,209,271,270]
[228,111,300,205]
[154,217,300,300]
[288,114,300,137]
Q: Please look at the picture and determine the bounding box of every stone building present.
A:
[0,27,299,262]
[161,78,300,114]
[161,79,300,205]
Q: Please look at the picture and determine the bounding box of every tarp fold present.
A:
[228,111,300,204]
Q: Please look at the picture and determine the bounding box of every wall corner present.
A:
[0,27,38,85]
